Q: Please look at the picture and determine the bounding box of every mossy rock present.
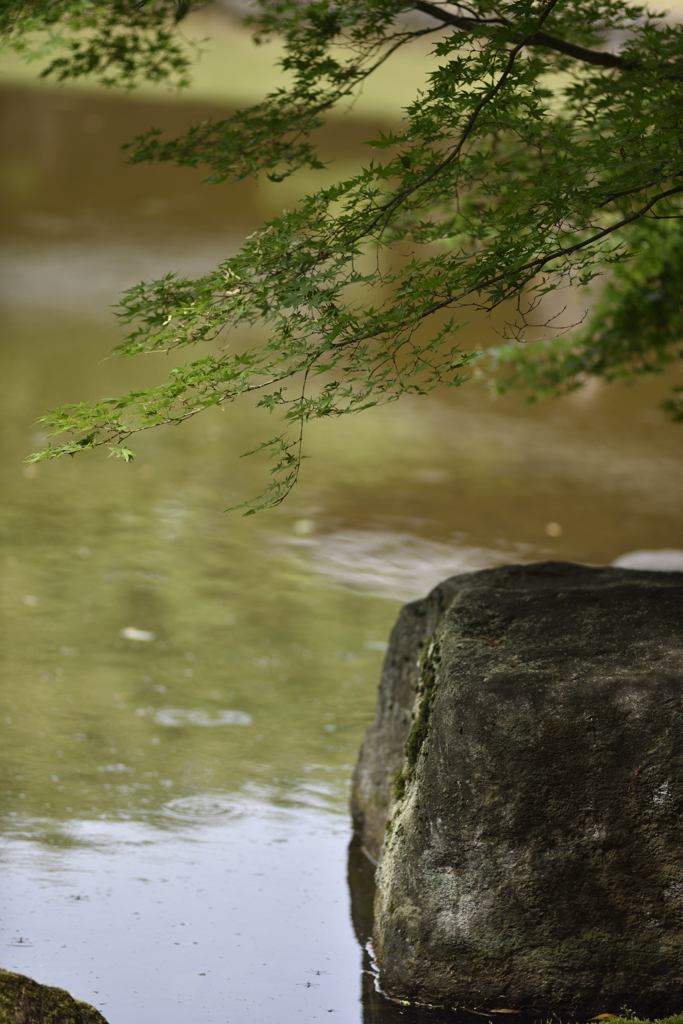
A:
[0,969,109,1024]
[610,1018,683,1024]
[368,562,683,1015]
[559,1019,683,1024]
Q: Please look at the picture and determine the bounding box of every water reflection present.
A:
[284,528,529,599]
[1,79,682,1023]
[1,807,360,1023]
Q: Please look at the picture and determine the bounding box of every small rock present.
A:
[0,968,109,1023]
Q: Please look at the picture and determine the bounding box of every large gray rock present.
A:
[361,563,683,1016]
[0,969,109,1023]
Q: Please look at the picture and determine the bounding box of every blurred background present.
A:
[1,6,682,1022]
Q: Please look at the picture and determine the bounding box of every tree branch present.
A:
[414,1,637,70]
[428,184,683,319]
[351,0,561,245]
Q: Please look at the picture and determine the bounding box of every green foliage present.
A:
[0,0,195,88]
[6,0,683,510]
[485,219,683,398]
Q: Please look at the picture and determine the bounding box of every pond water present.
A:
[1,82,682,1024]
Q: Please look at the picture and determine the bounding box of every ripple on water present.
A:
[160,793,244,826]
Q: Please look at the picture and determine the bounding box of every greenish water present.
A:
[1,83,682,1023]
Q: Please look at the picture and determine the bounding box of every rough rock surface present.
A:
[351,573,467,861]
[363,563,683,1016]
[0,969,109,1024]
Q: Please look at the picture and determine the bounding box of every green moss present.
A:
[609,1018,683,1024]
[0,969,108,1024]
[404,639,440,773]
[392,767,406,802]
[539,1017,683,1024]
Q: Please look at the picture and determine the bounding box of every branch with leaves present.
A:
[6,0,682,510]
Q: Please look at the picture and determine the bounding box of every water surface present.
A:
[1,82,682,1023]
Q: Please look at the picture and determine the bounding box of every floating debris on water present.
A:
[120,626,156,642]
[154,708,253,728]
